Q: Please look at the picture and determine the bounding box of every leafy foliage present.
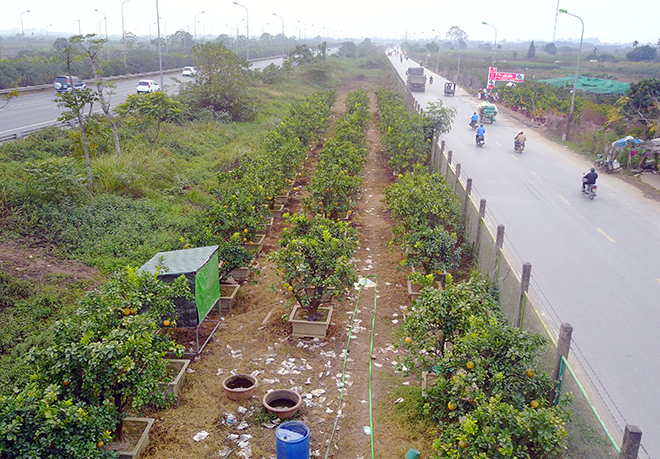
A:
[625,45,658,62]
[270,214,358,318]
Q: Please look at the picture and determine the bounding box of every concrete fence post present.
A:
[446,150,452,178]
[430,131,437,170]
[474,199,486,258]
[549,323,573,405]
[454,163,461,192]
[462,178,472,224]
[492,225,505,283]
[514,262,532,327]
[619,425,642,459]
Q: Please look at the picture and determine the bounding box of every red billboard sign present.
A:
[487,67,524,88]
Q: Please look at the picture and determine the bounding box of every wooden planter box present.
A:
[407,278,442,301]
[219,283,240,310]
[265,216,275,236]
[110,417,154,459]
[160,359,190,396]
[422,371,439,398]
[290,305,333,338]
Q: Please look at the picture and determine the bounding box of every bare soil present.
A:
[139,79,428,459]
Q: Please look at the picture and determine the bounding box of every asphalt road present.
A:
[390,54,660,456]
[0,57,283,139]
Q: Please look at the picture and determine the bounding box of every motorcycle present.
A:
[429,76,433,85]
[469,119,478,130]
[476,134,485,147]
[582,176,597,200]
[594,154,616,173]
[514,141,525,153]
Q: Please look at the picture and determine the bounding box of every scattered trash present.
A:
[311,389,326,397]
[394,397,404,404]
[216,369,224,376]
[363,426,371,435]
[237,406,247,414]
[373,363,382,367]
[326,408,334,413]
[193,430,209,442]
[224,413,237,425]
[186,368,195,373]
[237,421,249,430]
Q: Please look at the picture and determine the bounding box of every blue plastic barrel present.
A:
[276,421,309,459]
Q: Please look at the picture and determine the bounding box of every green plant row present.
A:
[270,88,371,319]
[398,273,572,458]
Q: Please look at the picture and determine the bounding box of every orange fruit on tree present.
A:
[97,441,104,448]
[526,368,535,378]
[447,401,457,410]
[458,440,467,448]
[530,400,539,408]
[122,308,130,316]
[63,380,70,387]
[130,307,137,315]
[288,286,294,291]
[466,361,475,369]
[163,319,171,327]
[244,229,248,233]
[405,337,412,344]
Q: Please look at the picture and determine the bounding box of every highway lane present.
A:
[0,57,283,139]
[389,55,660,456]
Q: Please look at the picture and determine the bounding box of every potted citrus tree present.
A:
[270,214,358,337]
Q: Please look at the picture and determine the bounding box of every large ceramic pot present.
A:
[263,389,302,419]
[222,374,258,401]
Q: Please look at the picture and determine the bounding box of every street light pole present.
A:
[121,0,131,71]
[273,13,284,36]
[160,17,168,53]
[297,20,306,40]
[46,24,52,37]
[156,0,164,89]
[20,10,30,37]
[194,11,205,42]
[198,21,205,40]
[482,22,497,67]
[94,9,108,39]
[233,2,249,60]
[235,19,245,54]
[559,9,584,141]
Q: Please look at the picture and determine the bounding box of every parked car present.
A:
[182,66,196,77]
[53,75,87,93]
[136,80,160,94]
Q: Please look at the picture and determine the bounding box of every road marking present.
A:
[495,141,502,146]
[532,171,540,179]
[597,228,616,243]
[510,154,519,160]
[656,278,660,285]
[557,194,571,205]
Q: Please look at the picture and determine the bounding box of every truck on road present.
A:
[406,66,426,92]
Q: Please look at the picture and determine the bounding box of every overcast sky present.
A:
[1,0,657,46]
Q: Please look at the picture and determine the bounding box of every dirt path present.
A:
[141,80,423,459]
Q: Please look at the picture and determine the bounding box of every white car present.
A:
[136,80,160,94]
[182,66,196,77]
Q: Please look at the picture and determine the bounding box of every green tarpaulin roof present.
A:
[538,76,630,95]
[139,246,219,276]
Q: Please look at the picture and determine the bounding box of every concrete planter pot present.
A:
[289,305,333,338]
[109,417,154,459]
[230,266,251,284]
[159,359,190,396]
[222,374,258,401]
[263,389,302,419]
[275,191,290,206]
[242,234,265,255]
[270,204,285,219]
[219,283,240,310]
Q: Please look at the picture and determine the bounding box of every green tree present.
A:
[626,44,657,62]
[31,267,190,439]
[288,44,314,64]
[0,383,117,458]
[0,89,18,110]
[620,78,660,137]
[115,91,183,153]
[543,42,557,55]
[446,26,468,47]
[177,42,254,121]
[356,38,377,57]
[338,41,357,58]
[53,37,69,51]
[56,34,100,190]
[527,40,536,58]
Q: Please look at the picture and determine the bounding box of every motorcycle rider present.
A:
[514,131,527,149]
[469,112,479,129]
[582,167,598,191]
[429,76,433,84]
[476,124,486,144]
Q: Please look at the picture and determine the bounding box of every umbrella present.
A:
[612,135,642,149]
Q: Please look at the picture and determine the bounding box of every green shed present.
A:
[140,245,220,329]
